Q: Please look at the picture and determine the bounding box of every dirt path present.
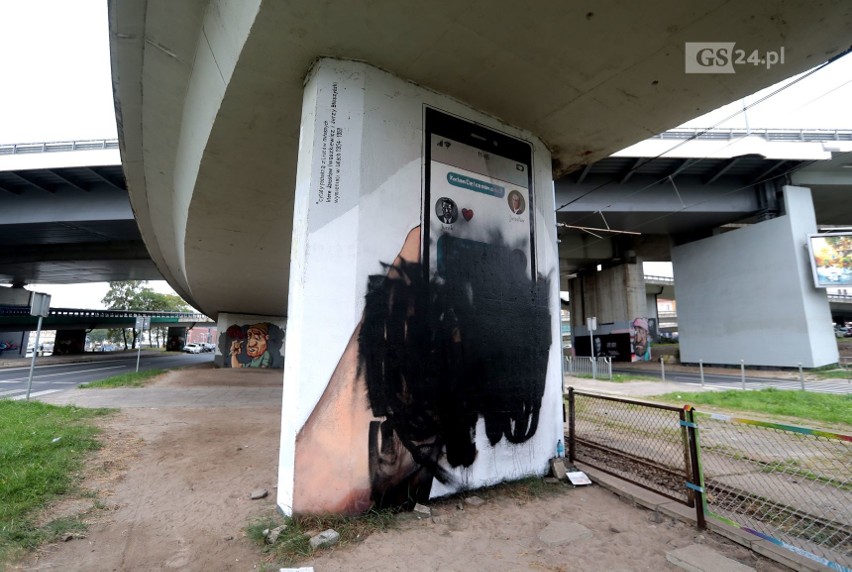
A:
[11,368,788,571]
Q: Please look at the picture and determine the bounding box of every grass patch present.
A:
[0,400,112,564]
[79,369,165,389]
[247,508,397,567]
[570,372,659,383]
[810,368,852,379]
[648,387,851,426]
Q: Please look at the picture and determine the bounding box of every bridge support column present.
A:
[0,285,31,305]
[0,331,27,358]
[53,329,86,355]
[278,59,561,516]
[165,327,187,352]
[567,262,652,361]
[672,185,837,368]
[568,263,647,327]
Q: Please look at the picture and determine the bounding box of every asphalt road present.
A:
[0,352,212,400]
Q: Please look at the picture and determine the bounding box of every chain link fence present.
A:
[566,387,851,571]
[564,356,612,381]
[696,413,851,571]
[566,389,702,516]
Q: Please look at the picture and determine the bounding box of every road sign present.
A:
[586,316,597,332]
[30,292,51,318]
[135,316,151,330]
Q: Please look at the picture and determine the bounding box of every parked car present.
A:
[182,343,203,354]
[202,343,216,353]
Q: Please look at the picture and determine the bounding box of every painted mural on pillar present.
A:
[221,322,284,369]
[631,318,652,362]
[0,340,19,356]
[282,61,560,518]
[294,228,551,513]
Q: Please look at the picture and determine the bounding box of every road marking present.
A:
[0,365,127,383]
[0,358,131,373]
[9,389,62,400]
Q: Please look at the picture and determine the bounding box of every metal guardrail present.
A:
[653,128,852,143]
[644,274,674,285]
[566,388,705,527]
[564,356,612,381]
[697,414,851,571]
[0,138,119,155]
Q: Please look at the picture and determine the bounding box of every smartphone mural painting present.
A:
[282,60,561,516]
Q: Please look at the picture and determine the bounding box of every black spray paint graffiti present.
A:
[358,234,552,508]
[220,322,284,369]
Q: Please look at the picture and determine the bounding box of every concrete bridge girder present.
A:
[110,0,852,318]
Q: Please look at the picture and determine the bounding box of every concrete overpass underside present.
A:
[0,163,160,285]
[109,0,852,319]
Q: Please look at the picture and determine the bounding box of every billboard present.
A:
[807,233,852,288]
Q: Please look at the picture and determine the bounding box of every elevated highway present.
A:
[0,138,160,285]
[108,0,852,320]
[0,305,213,333]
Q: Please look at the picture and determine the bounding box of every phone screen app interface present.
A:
[428,133,532,279]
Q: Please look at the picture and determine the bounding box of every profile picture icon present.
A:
[435,197,458,224]
[507,190,525,215]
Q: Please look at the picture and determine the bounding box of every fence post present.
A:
[685,406,707,530]
[607,357,613,381]
[798,362,804,390]
[567,387,576,463]
[740,359,745,390]
[699,359,704,387]
[660,357,666,383]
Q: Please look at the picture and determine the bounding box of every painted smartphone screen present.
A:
[422,107,535,284]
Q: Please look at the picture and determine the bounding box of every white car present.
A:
[182,343,203,354]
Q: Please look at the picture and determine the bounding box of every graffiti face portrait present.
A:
[246,325,269,358]
[632,317,650,360]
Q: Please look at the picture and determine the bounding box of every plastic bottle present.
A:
[556,439,565,458]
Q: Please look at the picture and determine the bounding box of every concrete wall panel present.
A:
[673,186,837,368]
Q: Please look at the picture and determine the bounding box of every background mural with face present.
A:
[220,322,285,368]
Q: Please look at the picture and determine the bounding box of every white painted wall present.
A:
[673,186,837,367]
[279,59,561,514]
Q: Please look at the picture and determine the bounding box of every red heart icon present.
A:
[462,208,474,221]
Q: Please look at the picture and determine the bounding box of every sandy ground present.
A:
[10,367,789,572]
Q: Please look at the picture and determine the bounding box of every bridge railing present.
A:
[652,128,852,143]
[0,305,212,322]
[0,138,119,155]
[643,274,674,285]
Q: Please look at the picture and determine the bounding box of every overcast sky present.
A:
[2,1,852,298]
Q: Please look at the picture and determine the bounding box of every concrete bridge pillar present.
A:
[53,329,86,355]
[165,327,187,352]
[0,285,31,306]
[568,262,647,328]
[672,185,837,368]
[278,59,562,516]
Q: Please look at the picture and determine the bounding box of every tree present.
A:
[134,290,190,347]
[102,281,192,349]
[103,281,148,349]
